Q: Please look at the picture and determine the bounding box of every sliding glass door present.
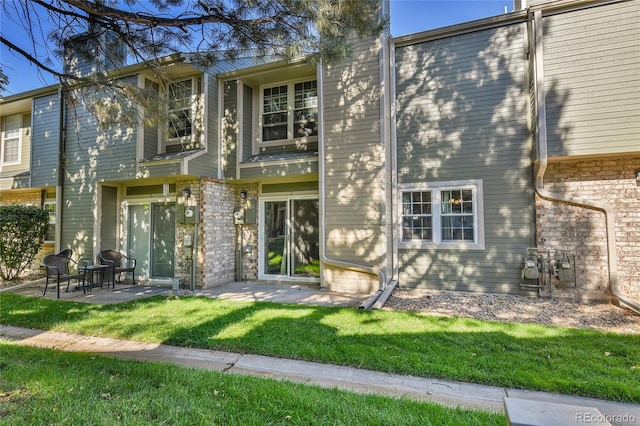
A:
[261,197,319,281]
[127,201,175,282]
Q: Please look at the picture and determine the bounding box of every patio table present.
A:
[81,264,110,292]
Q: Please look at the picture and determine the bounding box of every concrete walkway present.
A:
[3,279,370,307]
[2,281,639,423]
[1,324,638,424]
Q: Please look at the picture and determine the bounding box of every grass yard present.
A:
[1,293,639,404]
[0,343,502,425]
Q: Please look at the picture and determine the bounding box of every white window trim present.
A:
[259,77,318,147]
[1,114,22,166]
[398,179,485,250]
[166,76,202,147]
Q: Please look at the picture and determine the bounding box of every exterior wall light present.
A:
[636,170,640,186]
[183,187,191,199]
[240,190,247,199]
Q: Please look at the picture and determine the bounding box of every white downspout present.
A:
[317,62,387,308]
[532,11,640,314]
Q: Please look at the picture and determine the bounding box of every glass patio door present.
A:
[261,197,319,281]
[127,202,175,282]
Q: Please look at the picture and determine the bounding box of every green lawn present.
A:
[0,343,503,425]
[1,293,639,404]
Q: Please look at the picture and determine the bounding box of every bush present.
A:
[0,205,49,281]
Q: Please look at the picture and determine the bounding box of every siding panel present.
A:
[222,80,238,180]
[322,36,387,292]
[395,23,535,294]
[543,0,640,157]
[31,94,61,188]
[242,84,253,161]
[188,71,219,178]
[62,80,138,261]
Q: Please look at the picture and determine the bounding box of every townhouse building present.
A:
[1,0,638,311]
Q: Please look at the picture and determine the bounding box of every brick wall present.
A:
[200,178,237,287]
[536,156,640,302]
[0,190,42,207]
[235,183,259,281]
[174,180,201,289]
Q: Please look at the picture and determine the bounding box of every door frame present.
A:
[258,194,320,283]
[121,197,176,284]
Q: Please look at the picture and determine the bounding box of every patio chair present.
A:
[43,254,85,299]
[57,248,73,259]
[99,250,137,287]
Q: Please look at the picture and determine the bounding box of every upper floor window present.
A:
[168,79,194,140]
[159,76,203,154]
[262,79,317,143]
[399,180,485,250]
[1,114,22,165]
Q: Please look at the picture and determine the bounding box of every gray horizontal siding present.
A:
[62,81,138,259]
[222,80,238,180]
[242,84,253,162]
[398,249,535,294]
[143,79,159,160]
[239,159,318,179]
[188,72,219,178]
[322,36,386,268]
[31,94,61,188]
[138,162,183,177]
[543,0,640,157]
[395,23,535,294]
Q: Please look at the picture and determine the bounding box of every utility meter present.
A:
[233,210,244,225]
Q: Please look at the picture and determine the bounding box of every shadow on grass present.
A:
[1,293,639,403]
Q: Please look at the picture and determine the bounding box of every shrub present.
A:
[0,205,49,281]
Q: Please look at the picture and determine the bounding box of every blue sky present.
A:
[0,1,510,96]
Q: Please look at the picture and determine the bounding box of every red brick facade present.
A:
[536,156,640,302]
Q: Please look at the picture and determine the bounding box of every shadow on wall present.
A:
[394,24,553,294]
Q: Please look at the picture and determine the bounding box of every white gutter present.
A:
[532,11,640,314]
[317,62,387,308]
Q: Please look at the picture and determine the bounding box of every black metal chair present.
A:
[99,250,137,287]
[43,254,85,298]
[57,248,73,259]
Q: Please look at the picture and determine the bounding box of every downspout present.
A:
[531,11,640,314]
[191,178,200,291]
[317,62,387,310]
[55,85,66,253]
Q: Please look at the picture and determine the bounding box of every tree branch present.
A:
[60,0,284,29]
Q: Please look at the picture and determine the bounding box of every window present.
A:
[399,180,484,250]
[293,80,318,138]
[163,76,203,153]
[262,85,288,141]
[43,201,56,243]
[168,79,193,140]
[441,189,474,241]
[262,79,317,143]
[401,191,432,241]
[1,114,21,165]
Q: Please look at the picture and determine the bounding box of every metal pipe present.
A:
[532,11,639,314]
[56,85,65,253]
